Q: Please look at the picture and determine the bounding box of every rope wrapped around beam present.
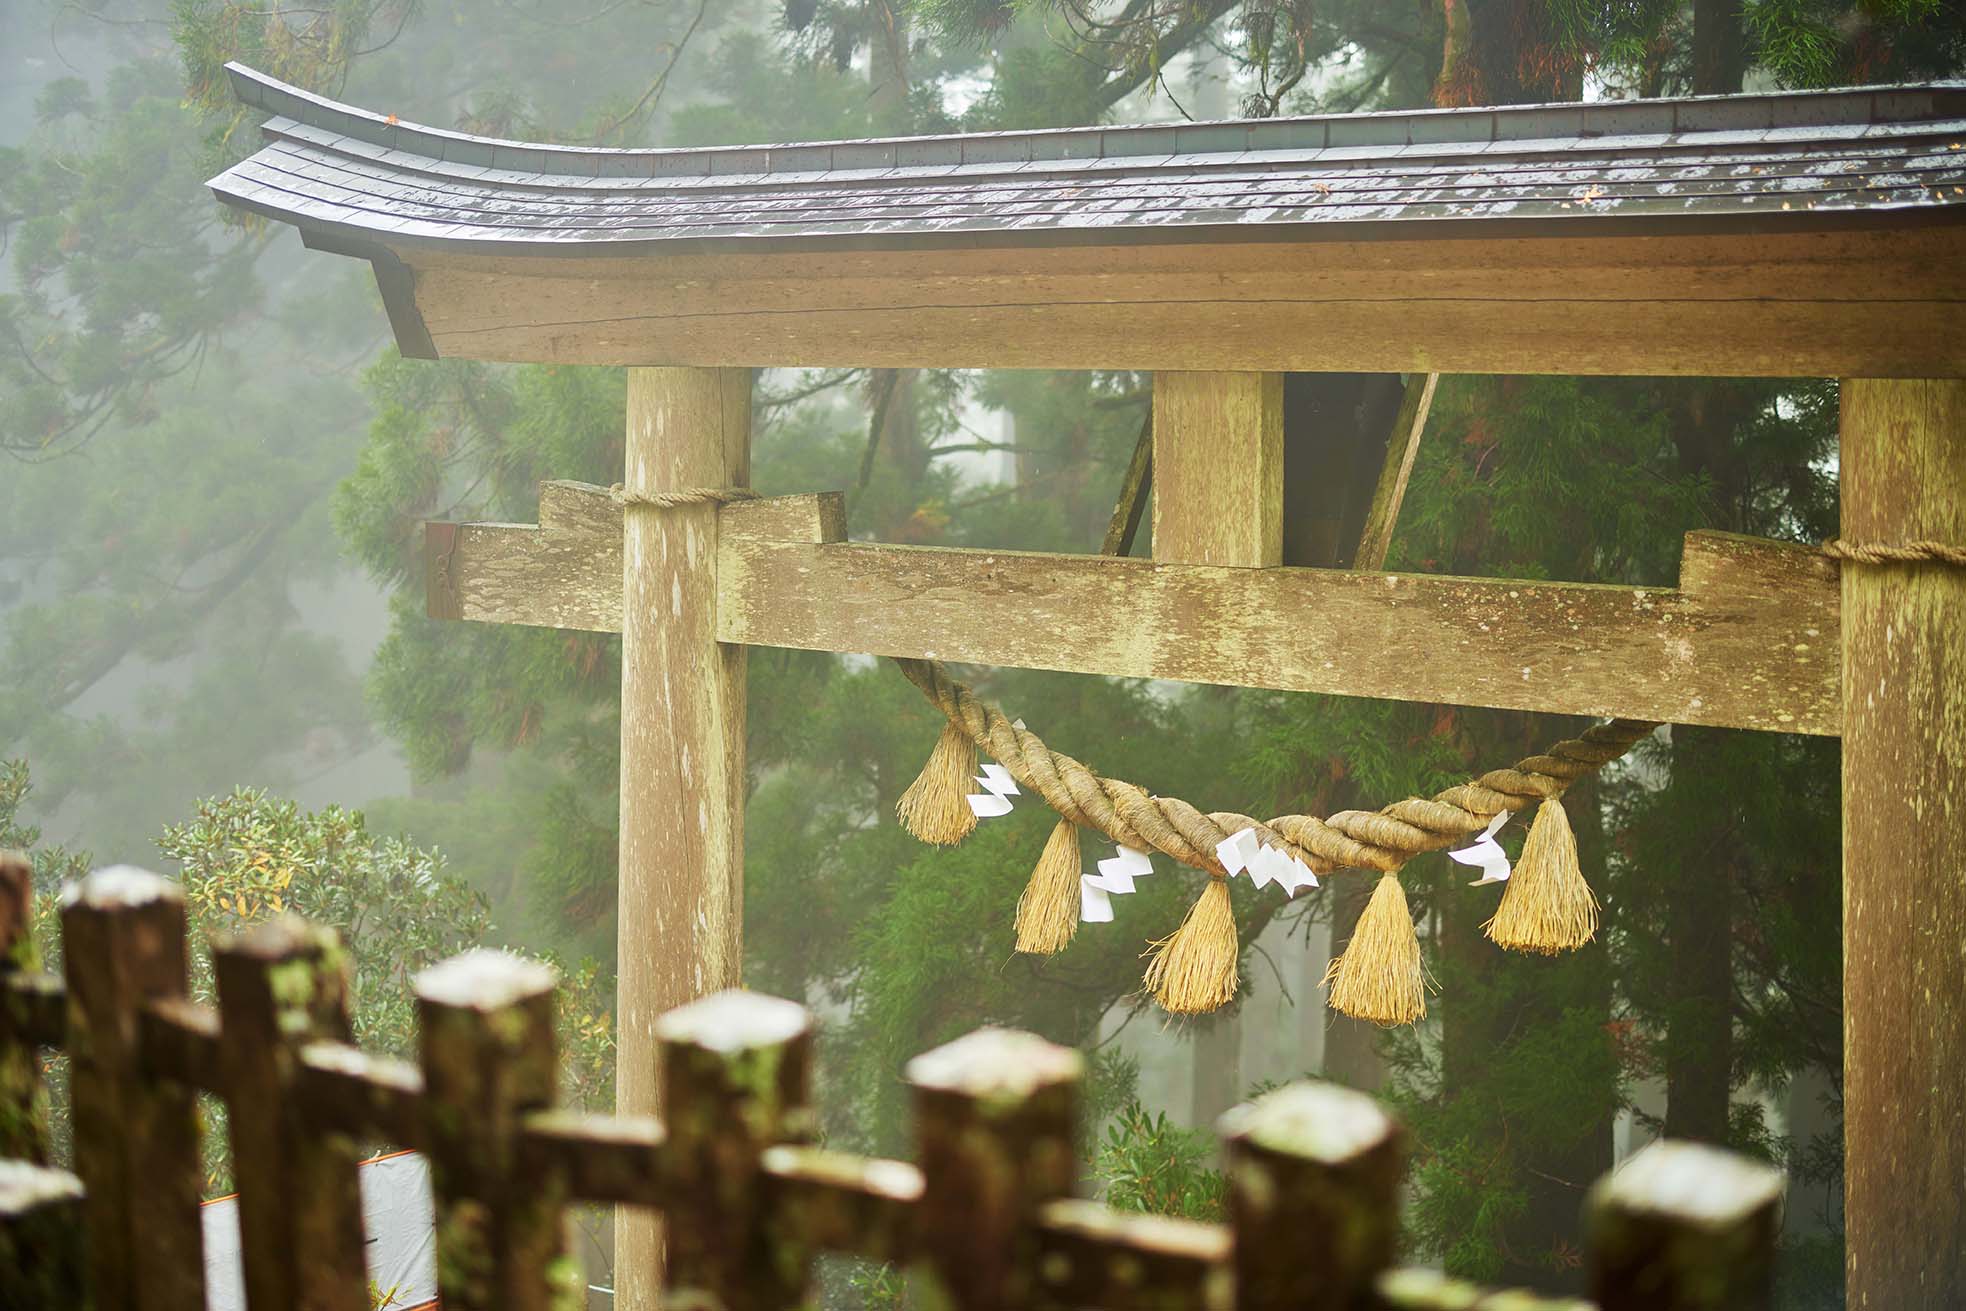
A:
[894,657,1657,879]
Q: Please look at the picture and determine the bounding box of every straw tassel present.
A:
[1015,818,1084,955]
[1484,795,1598,954]
[896,721,978,846]
[1323,872,1427,1027]
[1142,877,1238,1014]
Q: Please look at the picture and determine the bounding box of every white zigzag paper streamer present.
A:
[1080,845,1152,923]
[1447,811,1512,885]
[1216,827,1319,895]
[965,763,1020,819]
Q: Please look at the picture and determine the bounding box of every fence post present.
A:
[1587,1140,1783,1311]
[1,852,48,1163]
[213,916,369,1311]
[0,1159,88,1309]
[1219,1081,1406,1311]
[60,867,205,1311]
[906,1027,1082,1311]
[416,948,577,1311]
[658,988,814,1310]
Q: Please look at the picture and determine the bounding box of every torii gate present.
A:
[209,65,1965,1309]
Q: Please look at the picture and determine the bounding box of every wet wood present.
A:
[0,853,47,1163]
[907,1028,1082,1311]
[616,366,753,1311]
[134,998,221,1090]
[59,867,205,1311]
[759,1145,923,1265]
[1220,1082,1405,1311]
[1152,372,1283,568]
[656,989,814,1309]
[295,1042,427,1147]
[1586,1140,1782,1311]
[432,483,1840,734]
[723,528,1840,734]
[400,227,1966,378]
[521,1110,668,1207]
[213,918,368,1311]
[1355,374,1438,571]
[415,949,574,1311]
[1036,1199,1232,1311]
[1839,376,1966,1311]
[0,1160,88,1310]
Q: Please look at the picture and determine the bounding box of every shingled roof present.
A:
[209,63,1966,255]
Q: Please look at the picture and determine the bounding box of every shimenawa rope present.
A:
[609,484,760,509]
[1821,537,1966,567]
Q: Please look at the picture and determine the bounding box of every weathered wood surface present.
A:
[723,528,1839,734]
[213,918,368,1311]
[1587,1140,1783,1311]
[0,1159,88,1311]
[399,228,1966,377]
[430,484,1840,735]
[59,868,205,1311]
[907,1028,1082,1311]
[616,365,752,1311]
[1220,1083,1404,1311]
[416,949,574,1311]
[0,853,47,1164]
[1153,372,1283,568]
[1839,377,1966,1311]
[0,908,1805,1311]
[657,989,813,1310]
[1354,374,1438,571]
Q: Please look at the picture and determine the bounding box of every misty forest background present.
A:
[5,0,1964,1305]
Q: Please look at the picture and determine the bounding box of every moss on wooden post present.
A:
[1586,1140,1782,1311]
[0,851,49,1164]
[416,948,579,1311]
[0,1159,88,1309]
[1219,1081,1405,1311]
[213,916,368,1311]
[657,988,814,1310]
[59,867,204,1311]
[906,1027,1082,1311]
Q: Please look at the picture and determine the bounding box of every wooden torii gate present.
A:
[209,66,1965,1309]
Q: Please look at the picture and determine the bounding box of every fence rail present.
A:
[0,858,1784,1311]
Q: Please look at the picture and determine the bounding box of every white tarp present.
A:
[201,1150,437,1311]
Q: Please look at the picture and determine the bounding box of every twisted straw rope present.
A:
[609,484,760,509]
[896,657,1657,879]
[1821,537,1966,567]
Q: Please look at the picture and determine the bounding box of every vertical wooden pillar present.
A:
[1154,371,1282,1118]
[1151,371,1283,569]
[1839,377,1966,1311]
[618,366,751,1311]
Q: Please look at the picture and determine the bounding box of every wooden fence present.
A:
[0,858,1785,1311]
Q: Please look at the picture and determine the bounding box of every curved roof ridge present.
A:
[226,61,1966,180]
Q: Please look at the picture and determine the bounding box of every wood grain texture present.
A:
[429,484,1840,733]
[400,228,1966,376]
[615,367,751,1311]
[1839,377,1966,1311]
[1153,372,1283,568]
[720,529,1840,735]
[1355,374,1438,571]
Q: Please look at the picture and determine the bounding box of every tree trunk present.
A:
[1661,727,1735,1145]
[1692,0,1748,95]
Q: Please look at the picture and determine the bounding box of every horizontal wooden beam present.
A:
[429,483,1839,735]
[401,226,1966,377]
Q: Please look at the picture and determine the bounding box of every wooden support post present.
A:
[1219,1081,1405,1311]
[907,1028,1082,1311]
[657,989,814,1309]
[0,1160,88,1310]
[1839,376,1966,1311]
[618,366,751,1311]
[59,867,204,1311]
[213,917,368,1311]
[1152,371,1283,568]
[0,852,48,1164]
[416,949,574,1311]
[1586,1140,1783,1311]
